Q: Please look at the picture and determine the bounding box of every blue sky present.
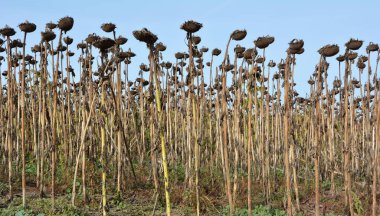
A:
[1,0,379,96]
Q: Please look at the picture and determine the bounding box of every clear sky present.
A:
[1,0,379,96]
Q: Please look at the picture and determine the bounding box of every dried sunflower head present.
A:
[115,36,128,45]
[19,21,36,33]
[126,50,136,58]
[180,20,203,33]
[200,47,208,53]
[231,29,247,41]
[357,61,366,70]
[268,60,276,68]
[116,51,128,60]
[366,42,379,52]
[41,30,56,42]
[318,44,339,57]
[289,39,304,50]
[254,36,275,49]
[175,52,185,59]
[345,38,363,50]
[359,55,368,62]
[86,33,100,44]
[63,36,73,45]
[212,48,221,56]
[0,25,16,37]
[155,42,166,52]
[133,28,158,45]
[31,45,41,53]
[101,23,116,33]
[347,51,358,60]
[234,45,245,54]
[336,54,345,62]
[192,36,201,45]
[77,42,87,50]
[46,22,57,30]
[243,48,257,60]
[58,16,74,33]
[164,61,172,69]
[333,79,342,88]
[93,37,115,50]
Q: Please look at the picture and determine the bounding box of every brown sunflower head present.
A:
[116,51,128,60]
[115,36,128,45]
[93,37,115,50]
[268,60,276,68]
[200,47,208,53]
[175,52,185,59]
[347,51,358,60]
[155,42,166,52]
[345,38,363,50]
[180,20,203,33]
[77,42,87,50]
[133,28,158,45]
[41,30,56,42]
[212,48,221,56]
[366,42,379,52]
[234,45,245,54]
[359,55,368,62]
[192,35,201,45]
[318,44,339,57]
[336,54,345,62]
[165,61,172,69]
[333,79,342,88]
[31,44,41,53]
[289,39,304,50]
[63,36,73,45]
[254,36,275,49]
[126,50,136,58]
[85,33,100,44]
[19,21,36,33]
[0,25,16,37]
[231,29,247,41]
[46,22,57,30]
[243,48,257,60]
[357,60,366,70]
[58,16,74,33]
[101,23,116,33]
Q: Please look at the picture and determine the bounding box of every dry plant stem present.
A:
[187,33,200,216]
[21,31,27,207]
[222,36,233,216]
[284,55,292,216]
[150,48,171,216]
[101,80,107,216]
[247,66,253,216]
[6,35,13,201]
[343,54,354,215]
[51,30,63,210]
[314,56,323,216]
[373,51,380,216]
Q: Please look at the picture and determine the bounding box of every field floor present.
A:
[1,175,378,215]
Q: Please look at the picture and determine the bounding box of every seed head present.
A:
[318,44,339,57]
[0,25,16,37]
[231,29,247,41]
[345,38,363,50]
[58,16,74,33]
[254,36,274,49]
[133,28,158,45]
[180,20,203,33]
[19,21,36,33]
[101,23,116,33]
